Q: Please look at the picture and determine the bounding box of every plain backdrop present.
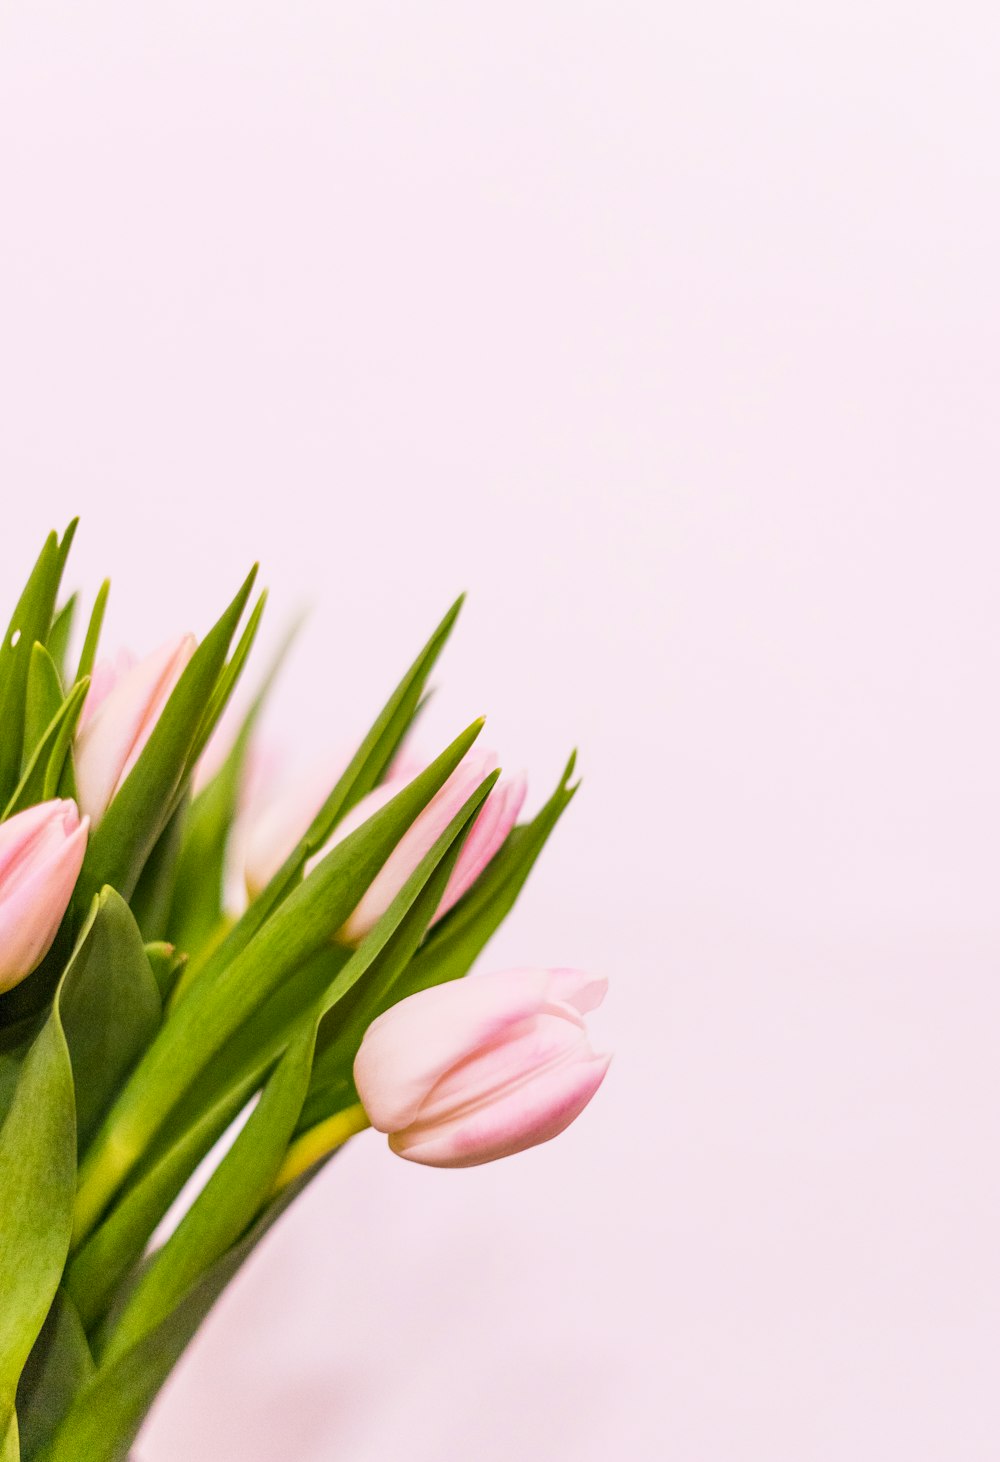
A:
[2,3,1000,1459]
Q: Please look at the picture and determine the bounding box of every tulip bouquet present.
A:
[0,522,609,1462]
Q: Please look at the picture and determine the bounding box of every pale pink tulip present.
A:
[75,635,197,823]
[244,746,525,937]
[243,752,351,897]
[79,647,137,728]
[0,800,89,993]
[353,967,610,1167]
[322,749,526,945]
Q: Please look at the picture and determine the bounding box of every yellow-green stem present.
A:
[270,1104,370,1196]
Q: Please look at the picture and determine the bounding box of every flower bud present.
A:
[324,750,526,945]
[0,800,89,993]
[244,747,525,941]
[75,634,196,823]
[353,967,610,1167]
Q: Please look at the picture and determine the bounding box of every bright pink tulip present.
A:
[323,749,526,945]
[353,967,610,1167]
[0,800,89,993]
[75,635,196,823]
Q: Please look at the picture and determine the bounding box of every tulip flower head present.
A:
[353,967,610,1167]
[0,799,89,994]
[75,634,196,824]
[322,749,525,945]
[244,746,525,941]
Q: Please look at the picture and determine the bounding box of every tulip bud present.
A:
[75,634,196,824]
[323,750,526,945]
[353,967,610,1167]
[0,800,89,993]
[243,747,525,940]
[243,752,350,898]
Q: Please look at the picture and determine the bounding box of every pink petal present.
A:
[390,1050,611,1167]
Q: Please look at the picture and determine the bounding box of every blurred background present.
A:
[2,3,999,1459]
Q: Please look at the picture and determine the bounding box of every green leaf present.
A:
[0,1012,76,1441]
[186,591,267,773]
[69,764,494,1338]
[297,784,480,1132]
[166,612,300,959]
[172,595,464,1007]
[59,891,161,1155]
[0,523,77,808]
[100,1028,316,1364]
[4,680,89,820]
[127,799,188,944]
[75,567,258,907]
[37,1179,308,1462]
[74,582,109,686]
[0,1017,43,1129]
[73,718,485,1242]
[407,751,579,991]
[142,944,186,1006]
[20,646,64,775]
[15,1292,94,1461]
[1,1410,17,1462]
[45,599,77,690]
[64,1068,258,1333]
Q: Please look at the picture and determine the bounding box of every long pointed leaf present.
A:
[76,568,257,906]
[73,717,483,1241]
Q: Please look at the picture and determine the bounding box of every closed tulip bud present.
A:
[243,752,351,898]
[0,800,89,993]
[75,634,196,824]
[353,967,610,1168]
[243,747,525,939]
[323,749,526,946]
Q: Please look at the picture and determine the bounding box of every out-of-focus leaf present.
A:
[0,1012,76,1442]
[75,568,258,907]
[15,1292,94,1461]
[59,891,161,1154]
[172,595,464,1007]
[73,718,485,1241]
[0,523,77,808]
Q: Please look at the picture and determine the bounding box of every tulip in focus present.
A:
[244,747,525,942]
[75,634,196,823]
[353,967,610,1167]
[0,799,89,994]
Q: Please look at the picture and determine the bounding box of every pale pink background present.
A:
[2,3,999,1459]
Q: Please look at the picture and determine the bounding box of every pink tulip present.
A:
[0,800,89,993]
[75,635,196,823]
[353,967,610,1168]
[243,752,351,897]
[322,749,526,945]
[244,747,525,939]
